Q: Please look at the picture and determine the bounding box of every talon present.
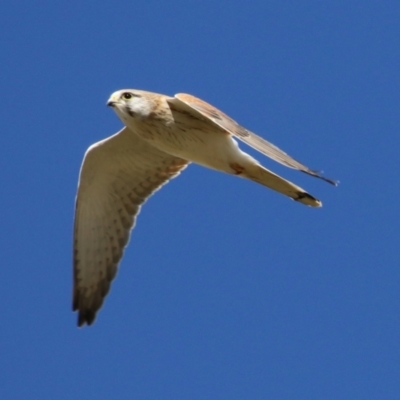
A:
[229,162,245,175]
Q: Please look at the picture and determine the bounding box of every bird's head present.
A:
[107,89,154,122]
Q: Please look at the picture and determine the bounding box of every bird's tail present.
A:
[242,163,322,207]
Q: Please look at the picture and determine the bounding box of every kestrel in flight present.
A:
[73,89,336,326]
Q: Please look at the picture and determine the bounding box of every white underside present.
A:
[124,118,258,174]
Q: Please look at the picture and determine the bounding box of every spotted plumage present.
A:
[73,89,336,326]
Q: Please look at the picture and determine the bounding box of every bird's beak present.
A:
[107,94,118,107]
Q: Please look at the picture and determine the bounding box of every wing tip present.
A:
[307,170,339,186]
[77,310,97,327]
[73,291,101,327]
[72,304,97,327]
[318,175,339,186]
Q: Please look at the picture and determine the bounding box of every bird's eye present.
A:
[122,92,133,100]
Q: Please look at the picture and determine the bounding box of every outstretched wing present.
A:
[171,93,337,185]
[73,127,188,326]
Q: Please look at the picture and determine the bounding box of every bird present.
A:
[73,89,337,326]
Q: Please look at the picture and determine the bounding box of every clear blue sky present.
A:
[1,1,399,399]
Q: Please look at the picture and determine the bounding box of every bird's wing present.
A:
[170,93,337,185]
[73,127,188,326]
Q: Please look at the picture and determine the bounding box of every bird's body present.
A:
[110,91,248,174]
[73,89,336,326]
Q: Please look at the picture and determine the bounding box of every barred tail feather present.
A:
[244,164,322,207]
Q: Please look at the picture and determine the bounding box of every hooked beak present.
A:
[107,93,119,107]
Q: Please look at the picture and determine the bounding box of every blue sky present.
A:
[1,1,399,398]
